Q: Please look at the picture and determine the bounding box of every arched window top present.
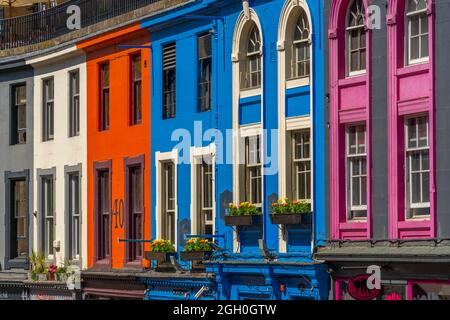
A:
[294,10,310,42]
[407,0,427,13]
[347,0,365,28]
[247,24,261,55]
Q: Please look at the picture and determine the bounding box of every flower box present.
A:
[145,251,176,263]
[269,212,312,225]
[180,251,212,261]
[224,214,262,226]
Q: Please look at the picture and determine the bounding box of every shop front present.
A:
[81,270,146,300]
[316,243,450,300]
[139,272,215,300]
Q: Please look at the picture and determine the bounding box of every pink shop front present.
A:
[336,279,450,300]
[316,243,450,300]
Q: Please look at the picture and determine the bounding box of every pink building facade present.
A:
[317,0,450,300]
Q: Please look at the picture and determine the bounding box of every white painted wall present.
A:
[28,47,87,269]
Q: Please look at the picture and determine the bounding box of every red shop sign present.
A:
[347,274,382,300]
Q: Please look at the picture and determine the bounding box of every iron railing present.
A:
[0,0,161,50]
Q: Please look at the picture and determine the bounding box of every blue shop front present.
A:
[140,0,329,300]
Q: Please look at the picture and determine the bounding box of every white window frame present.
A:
[244,135,262,207]
[240,24,262,92]
[155,150,178,247]
[406,0,429,65]
[68,172,81,261]
[405,115,430,219]
[42,78,54,141]
[190,144,216,236]
[346,124,367,221]
[41,175,55,259]
[290,11,311,81]
[291,129,311,203]
[346,0,366,76]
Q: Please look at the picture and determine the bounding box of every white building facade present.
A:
[28,46,87,269]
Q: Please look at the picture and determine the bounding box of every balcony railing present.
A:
[0,0,161,51]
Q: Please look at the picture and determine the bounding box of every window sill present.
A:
[124,260,143,269]
[286,77,310,89]
[240,88,261,99]
[407,57,429,66]
[347,70,366,78]
[405,216,430,222]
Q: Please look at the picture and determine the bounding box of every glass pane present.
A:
[350,30,359,49]
[408,118,417,148]
[46,219,54,255]
[15,85,26,104]
[102,64,109,87]
[411,36,420,60]
[360,48,366,70]
[134,214,142,256]
[104,215,110,256]
[350,51,358,72]
[361,175,367,205]
[410,16,420,36]
[352,177,360,206]
[348,127,356,154]
[102,172,110,213]
[423,172,430,202]
[73,216,80,257]
[421,34,428,59]
[133,55,141,80]
[411,172,421,203]
[411,153,420,171]
[198,33,212,59]
[132,167,142,212]
[422,151,429,170]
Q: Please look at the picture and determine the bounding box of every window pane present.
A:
[352,176,360,206]
[422,171,430,202]
[361,175,367,205]
[410,16,420,36]
[421,34,428,59]
[132,167,142,212]
[422,151,429,170]
[411,172,421,203]
[411,37,420,60]
[350,51,358,72]
[411,152,420,171]
[198,33,212,59]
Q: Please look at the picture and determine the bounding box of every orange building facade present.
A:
[78,24,151,270]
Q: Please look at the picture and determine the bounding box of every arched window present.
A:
[346,0,366,75]
[406,0,428,64]
[241,23,261,90]
[289,10,310,80]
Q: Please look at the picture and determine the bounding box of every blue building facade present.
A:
[141,0,328,300]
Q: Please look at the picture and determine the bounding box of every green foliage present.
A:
[271,198,311,214]
[228,202,261,216]
[184,238,212,252]
[29,251,46,274]
[150,239,176,253]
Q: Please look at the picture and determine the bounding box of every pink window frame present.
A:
[329,0,372,240]
[387,0,435,239]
